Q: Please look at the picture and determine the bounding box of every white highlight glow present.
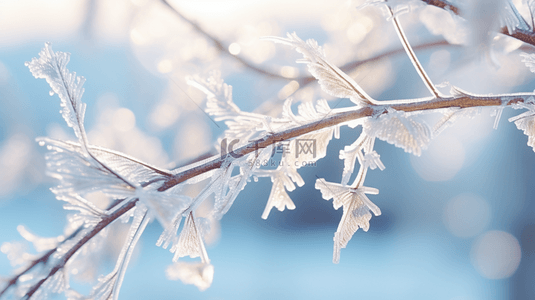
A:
[443,193,490,238]
[228,43,241,55]
[410,133,465,181]
[471,231,521,279]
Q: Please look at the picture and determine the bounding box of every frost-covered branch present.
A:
[21,200,138,300]
[5,2,535,297]
[158,90,533,191]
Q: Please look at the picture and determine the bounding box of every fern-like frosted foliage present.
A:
[256,166,302,219]
[38,138,136,200]
[76,206,150,300]
[315,179,380,263]
[364,108,430,156]
[267,33,375,106]
[521,52,535,73]
[188,71,272,142]
[26,43,87,145]
[282,98,339,165]
[509,98,535,151]
[172,212,209,262]
[339,134,384,185]
[501,0,530,33]
[37,138,189,229]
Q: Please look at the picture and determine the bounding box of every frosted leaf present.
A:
[520,52,535,73]
[166,262,214,291]
[315,179,380,263]
[26,43,87,145]
[156,213,182,250]
[85,144,172,185]
[135,186,192,232]
[339,134,384,185]
[85,206,149,300]
[188,72,272,142]
[60,194,106,227]
[210,149,271,220]
[433,107,461,135]
[491,106,505,130]
[283,98,334,125]
[500,0,530,34]
[187,71,241,120]
[261,176,296,220]
[266,33,374,106]
[364,108,430,156]
[38,270,68,299]
[363,151,385,170]
[39,138,171,186]
[38,138,136,200]
[509,105,535,151]
[172,212,209,263]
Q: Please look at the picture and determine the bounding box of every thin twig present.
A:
[0,228,83,298]
[160,0,287,80]
[22,200,138,299]
[389,7,441,98]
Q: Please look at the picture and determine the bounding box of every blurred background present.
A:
[0,0,534,299]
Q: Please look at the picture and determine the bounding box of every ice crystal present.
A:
[266,33,375,106]
[26,43,87,146]
[520,52,535,73]
[315,179,380,263]
[364,108,431,156]
[509,100,535,151]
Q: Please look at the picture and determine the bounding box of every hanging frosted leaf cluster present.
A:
[315,179,380,263]
[509,96,535,151]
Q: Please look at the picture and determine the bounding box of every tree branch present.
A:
[160,0,288,80]
[21,200,138,300]
[159,91,532,191]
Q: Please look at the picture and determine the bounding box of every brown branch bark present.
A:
[159,92,533,191]
[21,200,138,300]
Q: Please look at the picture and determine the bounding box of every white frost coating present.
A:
[26,43,87,146]
[84,206,150,300]
[38,138,136,200]
[501,0,530,34]
[261,174,297,220]
[135,186,192,234]
[339,134,384,185]
[171,211,210,263]
[520,52,535,73]
[364,108,431,156]
[187,71,269,142]
[509,101,535,151]
[315,179,380,264]
[266,33,375,106]
[166,262,214,291]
